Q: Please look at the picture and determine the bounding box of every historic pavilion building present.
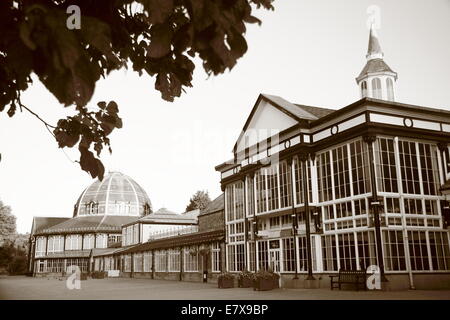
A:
[28,172,200,275]
[28,25,450,290]
[215,25,450,289]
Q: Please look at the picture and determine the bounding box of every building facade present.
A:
[92,194,226,283]
[215,25,450,290]
[29,172,200,276]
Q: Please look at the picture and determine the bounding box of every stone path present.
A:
[0,276,449,300]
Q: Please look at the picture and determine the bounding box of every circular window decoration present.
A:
[284,140,291,149]
[330,125,339,135]
[403,118,413,128]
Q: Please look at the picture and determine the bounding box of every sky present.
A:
[1,0,449,234]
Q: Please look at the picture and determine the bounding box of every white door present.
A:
[269,250,280,272]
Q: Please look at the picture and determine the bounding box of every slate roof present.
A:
[123,209,198,227]
[37,215,137,235]
[357,58,396,79]
[199,194,224,216]
[90,247,131,257]
[117,230,225,255]
[261,94,318,121]
[31,217,71,235]
[294,104,335,119]
[44,250,91,259]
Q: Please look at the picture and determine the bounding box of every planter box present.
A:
[91,271,106,279]
[239,278,254,288]
[218,278,234,288]
[254,278,278,291]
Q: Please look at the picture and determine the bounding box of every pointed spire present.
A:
[366,23,383,60]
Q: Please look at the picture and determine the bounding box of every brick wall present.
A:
[198,210,225,232]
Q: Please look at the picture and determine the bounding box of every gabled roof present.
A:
[261,94,318,121]
[31,217,71,235]
[200,194,224,216]
[153,208,177,215]
[124,209,199,226]
[233,94,327,152]
[37,215,137,235]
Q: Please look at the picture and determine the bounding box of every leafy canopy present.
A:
[0,0,274,180]
[0,201,16,246]
[186,190,211,212]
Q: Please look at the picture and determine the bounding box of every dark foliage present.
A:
[0,0,274,179]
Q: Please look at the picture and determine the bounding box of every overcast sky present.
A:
[1,0,449,234]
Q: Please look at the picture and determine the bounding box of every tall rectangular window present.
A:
[350,140,371,195]
[134,254,143,272]
[357,231,376,270]
[267,165,279,211]
[255,170,267,214]
[168,249,180,272]
[317,152,332,202]
[235,181,244,220]
[429,231,450,271]
[226,185,234,222]
[155,250,167,272]
[227,244,245,272]
[398,141,420,194]
[375,138,398,193]
[279,161,292,209]
[333,145,351,199]
[408,230,429,271]
[282,238,295,272]
[247,176,255,217]
[143,252,152,272]
[184,247,198,272]
[383,230,406,271]
[95,234,107,248]
[211,243,221,272]
[418,143,439,195]
[338,233,357,270]
[257,241,269,271]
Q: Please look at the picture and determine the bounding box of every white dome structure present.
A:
[73,172,152,217]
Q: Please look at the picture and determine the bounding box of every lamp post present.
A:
[300,153,315,281]
[364,135,388,283]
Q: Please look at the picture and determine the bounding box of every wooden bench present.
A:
[330,269,367,291]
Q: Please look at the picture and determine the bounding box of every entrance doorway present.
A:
[268,240,280,272]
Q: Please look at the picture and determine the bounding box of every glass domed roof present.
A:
[74,172,152,217]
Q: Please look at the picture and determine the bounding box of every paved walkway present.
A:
[0,276,449,300]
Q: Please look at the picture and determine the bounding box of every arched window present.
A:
[386,78,394,101]
[360,81,367,98]
[372,78,382,99]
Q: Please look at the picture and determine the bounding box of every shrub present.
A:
[238,270,254,281]
[254,270,279,281]
[218,272,235,288]
[218,272,235,281]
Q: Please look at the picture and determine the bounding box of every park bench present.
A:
[329,269,367,291]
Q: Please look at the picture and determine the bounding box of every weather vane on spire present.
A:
[366,4,381,30]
